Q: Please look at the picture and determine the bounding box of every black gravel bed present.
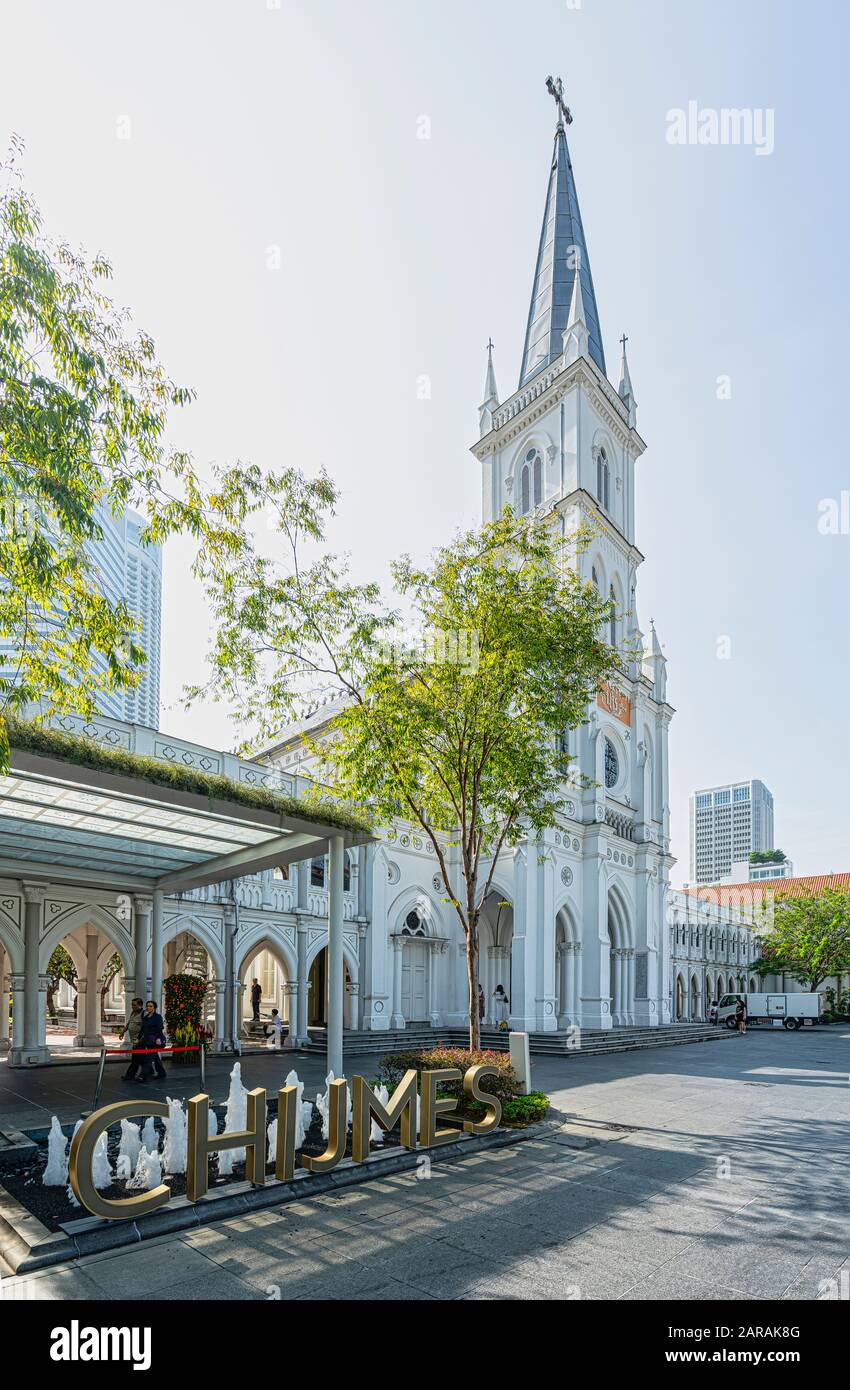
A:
[0,1099,406,1233]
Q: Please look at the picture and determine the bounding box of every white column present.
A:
[282,980,299,1046]
[426,941,437,1026]
[211,978,227,1051]
[0,945,9,1052]
[556,944,568,1027]
[573,942,583,1025]
[295,922,309,1045]
[75,930,103,1047]
[9,973,24,1054]
[132,895,152,999]
[565,944,576,1024]
[626,949,636,1024]
[390,935,405,1029]
[327,835,345,1078]
[223,904,236,1050]
[348,979,360,1031]
[10,884,50,1065]
[613,948,623,1024]
[151,888,164,1008]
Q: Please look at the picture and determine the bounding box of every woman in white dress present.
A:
[492,985,510,1028]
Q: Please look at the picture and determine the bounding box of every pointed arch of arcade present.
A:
[304,929,361,1031]
[39,902,134,983]
[555,897,581,1025]
[234,931,298,1037]
[161,911,227,981]
[607,879,635,1026]
[478,884,513,1027]
[0,906,23,975]
[37,902,135,1049]
[675,970,686,1021]
[690,972,702,1021]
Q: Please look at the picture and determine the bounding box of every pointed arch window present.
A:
[609,585,617,647]
[520,465,530,514]
[519,448,543,514]
[597,448,610,511]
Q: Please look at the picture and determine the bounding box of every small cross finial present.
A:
[545,75,572,126]
[620,332,628,353]
[486,337,494,355]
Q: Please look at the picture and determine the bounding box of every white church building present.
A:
[0,87,764,1065]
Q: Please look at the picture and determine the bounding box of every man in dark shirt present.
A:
[251,978,262,1022]
[136,1000,167,1081]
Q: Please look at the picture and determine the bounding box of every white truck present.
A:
[716,992,821,1030]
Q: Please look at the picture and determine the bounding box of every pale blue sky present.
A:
[2,0,847,878]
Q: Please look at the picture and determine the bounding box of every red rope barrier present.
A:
[104,1045,201,1055]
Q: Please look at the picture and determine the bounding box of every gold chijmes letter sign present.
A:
[67,1065,502,1220]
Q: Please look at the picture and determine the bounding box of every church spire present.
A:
[618,332,636,427]
[519,79,606,388]
[479,338,499,436]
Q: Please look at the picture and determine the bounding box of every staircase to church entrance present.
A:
[301,1022,733,1059]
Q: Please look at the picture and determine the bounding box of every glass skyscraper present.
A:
[0,503,162,729]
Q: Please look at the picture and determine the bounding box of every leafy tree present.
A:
[45,944,76,1020]
[749,849,786,865]
[752,886,850,991]
[190,466,617,1047]
[0,139,229,768]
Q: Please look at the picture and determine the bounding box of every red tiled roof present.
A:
[686,873,850,907]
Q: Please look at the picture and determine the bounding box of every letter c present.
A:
[68,1100,171,1219]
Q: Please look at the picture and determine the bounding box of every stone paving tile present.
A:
[147,1270,266,1301]
[78,1239,218,1296]
[0,1265,105,1301]
[618,1267,760,1301]
[781,1256,848,1301]
[662,1236,814,1300]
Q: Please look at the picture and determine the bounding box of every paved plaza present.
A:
[1,1027,848,1301]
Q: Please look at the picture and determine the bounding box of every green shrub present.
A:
[501,1092,550,1126]
[380,1046,519,1105]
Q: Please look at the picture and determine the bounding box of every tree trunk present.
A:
[466,911,480,1051]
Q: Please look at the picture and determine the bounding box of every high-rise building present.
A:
[0,503,162,728]
[689,780,774,884]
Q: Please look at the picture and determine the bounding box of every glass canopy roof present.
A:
[0,755,369,892]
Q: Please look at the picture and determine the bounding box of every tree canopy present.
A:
[0,140,232,768]
[190,463,618,1044]
[753,885,850,991]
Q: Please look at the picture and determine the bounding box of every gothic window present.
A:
[520,465,530,514]
[533,450,543,506]
[604,737,619,789]
[402,909,427,937]
[591,566,599,590]
[311,853,350,889]
[597,448,610,511]
[609,585,617,647]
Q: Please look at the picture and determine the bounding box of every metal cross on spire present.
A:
[545,75,573,126]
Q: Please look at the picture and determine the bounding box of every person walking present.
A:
[136,1000,167,1081]
[736,995,748,1036]
[251,978,262,1023]
[268,1008,284,1048]
[119,997,144,1080]
[477,983,485,1024]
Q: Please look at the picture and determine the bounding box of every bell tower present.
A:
[471,80,675,1032]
